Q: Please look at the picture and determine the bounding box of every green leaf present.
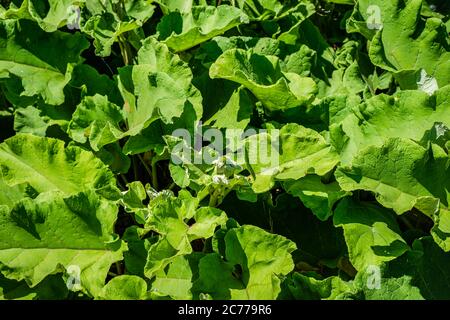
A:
[204,86,253,130]
[121,182,147,213]
[14,104,72,137]
[386,237,450,299]
[247,123,339,193]
[0,19,89,105]
[82,13,142,57]
[99,275,148,300]
[0,179,37,210]
[123,226,151,277]
[0,134,118,197]
[0,191,126,296]
[432,207,450,252]
[188,207,228,240]
[156,0,194,14]
[284,175,349,221]
[280,273,354,300]
[70,64,123,106]
[1,0,84,32]
[353,271,424,300]
[330,87,450,164]
[281,271,424,300]
[334,198,409,271]
[0,274,69,300]
[68,94,125,151]
[151,254,200,299]
[210,49,317,112]
[157,5,249,52]
[335,138,450,215]
[143,191,226,279]
[193,225,296,299]
[348,0,450,88]
[118,37,202,136]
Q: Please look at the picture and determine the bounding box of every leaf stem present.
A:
[115,262,123,275]
[137,154,152,181]
[399,214,415,230]
[118,36,131,65]
[209,190,219,207]
[132,156,140,181]
[151,160,159,190]
[119,174,129,187]
[168,182,176,190]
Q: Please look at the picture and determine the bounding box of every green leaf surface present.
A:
[334,198,409,271]
[331,87,450,164]
[210,49,317,112]
[247,123,339,193]
[284,175,348,221]
[335,138,450,215]
[0,134,118,197]
[0,273,69,300]
[348,0,450,88]
[99,275,148,300]
[386,237,450,299]
[118,38,202,136]
[157,5,249,52]
[0,191,126,296]
[193,225,296,299]
[0,19,89,105]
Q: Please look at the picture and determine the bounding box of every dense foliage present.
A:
[0,0,450,300]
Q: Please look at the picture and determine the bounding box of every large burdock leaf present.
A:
[0,191,126,297]
[0,134,117,197]
[432,207,450,252]
[335,138,450,215]
[156,0,194,14]
[0,19,89,105]
[14,105,71,137]
[0,273,69,300]
[1,0,84,32]
[68,38,203,154]
[336,136,450,252]
[210,49,317,111]
[280,272,423,300]
[284,175,348,221]
[151,254,200,300]
[246,124,339,193]
[352,272,423,300]
[330,87,450,164]
[347,0,450,88]
[98,275,148,300]
[0,179,37,210]
[280,273,354,300]
[193,225,296,300]
[204,86,253,130]
[82,0,155,57]
[157,5,249,52]
[83,13,141,58]
[118,37,202,137]
[68,94,125,151]
[143,191,227,279]
[334,198,408,272]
